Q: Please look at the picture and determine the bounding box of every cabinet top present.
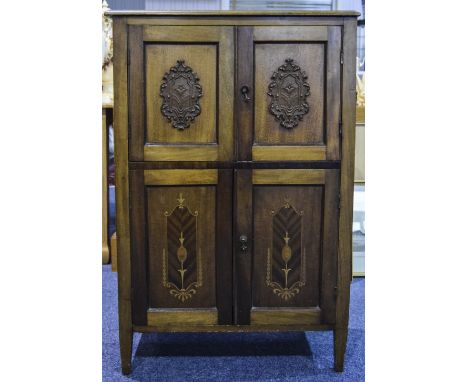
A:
[106,10,359,17]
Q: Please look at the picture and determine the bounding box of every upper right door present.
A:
[237,26,342,161]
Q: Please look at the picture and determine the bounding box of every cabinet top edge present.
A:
[106,10,360,17]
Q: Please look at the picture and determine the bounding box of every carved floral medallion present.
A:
[160,60,203,130]
[267,58,311,130]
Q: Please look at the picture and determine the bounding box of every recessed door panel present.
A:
[146,45,217,145]
[130,169,233,327]
[237,26,342,161]
[147,185,216,309]
[254,44,325,145]
[252,186,322,309]
[128,26,234,162]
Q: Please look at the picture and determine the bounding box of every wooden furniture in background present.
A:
[102,106,112,263]
[110,10,358,375]
[111,232,118,272]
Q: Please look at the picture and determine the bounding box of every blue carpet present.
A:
[103,265,364,381]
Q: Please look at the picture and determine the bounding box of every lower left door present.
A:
[129,168,233,328]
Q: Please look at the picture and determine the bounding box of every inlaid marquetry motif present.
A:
[267,58,310,130]
[162,193,202,302]
[266,198,306,300]
[160,60,203,130]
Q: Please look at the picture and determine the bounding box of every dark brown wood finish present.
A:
[128,25,144,161]
[129,169,148,325]
[216,169,234,324]
[133,323,334,333]
[244,25,342,162]
[127,25,234,162]
[236,27,253,161]
[326,26,342,160]
[234,169,253,324]
[128,169,233,327]
[248,169,340,326]
[112,12,358,374]
[254,42,325,145]
[321,170,340,323]
[128,161,341,170]
[146,184,217,310]
[334,18,357,372]
[252,186,323,310]
[113,17,133,375]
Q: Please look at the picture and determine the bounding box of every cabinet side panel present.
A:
[326,26,342,160]
[129,170,148,325]
[128,25,144,161]
[336,19,357,329]
[113,17,133,371]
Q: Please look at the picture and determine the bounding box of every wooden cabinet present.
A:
[111,10,358,375]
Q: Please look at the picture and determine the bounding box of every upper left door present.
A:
[127,25,234,162]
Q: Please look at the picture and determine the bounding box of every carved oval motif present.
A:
[267,58,310,130]
[160,60,203,130]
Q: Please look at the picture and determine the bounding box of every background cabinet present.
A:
[111,10,358,375]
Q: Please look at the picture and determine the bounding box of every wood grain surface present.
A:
[252,169,326,184]
[112,13,358,374]
[254,42,325,145]
[113,17,133,375]
[146,44,217,144]
[334,18,357,372]
[251,307,322,325]
[143,169,218,185]
[147,308,218,326]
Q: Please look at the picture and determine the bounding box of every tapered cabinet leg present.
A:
[119,326,133,375]
[334,327,348,372]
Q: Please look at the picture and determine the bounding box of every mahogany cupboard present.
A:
[110,10,358,375]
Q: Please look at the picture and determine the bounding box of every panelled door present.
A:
[129,169,233,327]
[235,169,340,326]
[127,25,234,162]
[237,26,342,161]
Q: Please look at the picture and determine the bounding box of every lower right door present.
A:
[244,169,340,326]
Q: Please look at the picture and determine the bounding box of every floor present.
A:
[103,266,364,381]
